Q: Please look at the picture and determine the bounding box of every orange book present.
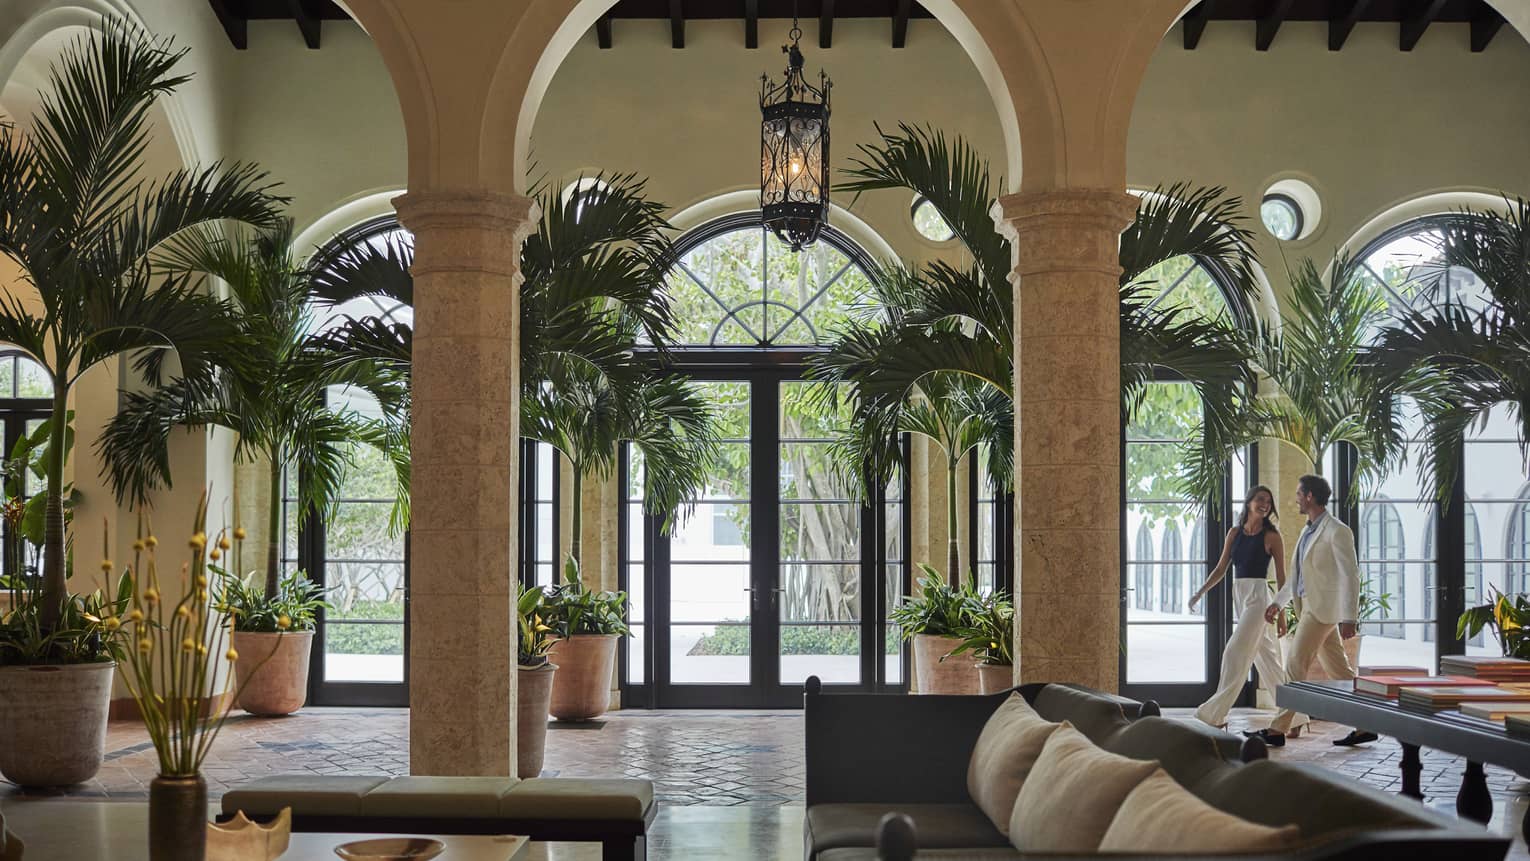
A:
[1354,675,1494,698]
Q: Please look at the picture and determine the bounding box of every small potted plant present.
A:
[1279,578,1390,680]
[946,590,1014,695]
[216,563,330,717]
[543,558,630,721]
[890,565,983,694]
[517,585,557,778]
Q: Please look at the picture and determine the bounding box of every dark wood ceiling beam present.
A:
[597,13,613,49]
[670,0,685,49]
[1328,0,1369,51]
[1256,0,1294,51]
[288,0,321,49]
[1182,1,1212,50]
[820,0,835,48]
[1470,1,1504,52]
[1400,0,1447,51]
[744,0,759,48]
[208,0,248,49]
[892,0,912,48]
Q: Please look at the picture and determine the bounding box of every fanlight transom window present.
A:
[664,218,875,347]
[1356,218,1492,328]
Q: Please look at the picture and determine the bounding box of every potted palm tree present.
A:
[96,221,406,716]
[516,584,557,777]
[0,23,280,785]
[889,566,984,693]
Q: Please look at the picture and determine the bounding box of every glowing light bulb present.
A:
[789,159,802,177]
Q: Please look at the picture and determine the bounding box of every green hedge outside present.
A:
[325,600,404,656]
[689,624,899,656]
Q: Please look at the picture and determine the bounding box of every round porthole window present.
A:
[1260,194,1302,241]
[911,195,956,243]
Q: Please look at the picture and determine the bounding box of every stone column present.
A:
[396,189,538,775]
[997,189,1138,692]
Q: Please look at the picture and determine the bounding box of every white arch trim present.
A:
[668,188,899,264]
[515,0,1022,195]
[291,187,407,262]
[1340,189,1514,261]
[0,0,203,166]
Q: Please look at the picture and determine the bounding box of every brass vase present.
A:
[149,774,207,861]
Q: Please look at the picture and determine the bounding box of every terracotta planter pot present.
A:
[0,661,114,787]
[976,662,1015,695]
[547,634,617,721]
[912,635,979,694]
[517,663,557,778]
[1281,631,1364,681]
[231,630,313,716]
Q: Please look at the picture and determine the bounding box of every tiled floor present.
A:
[3,706,1528,859]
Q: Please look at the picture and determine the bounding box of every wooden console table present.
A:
[1277,679,1530,838]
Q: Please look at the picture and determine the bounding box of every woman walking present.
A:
[1189,486,1300,730]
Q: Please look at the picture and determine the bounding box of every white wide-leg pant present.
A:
[1194,578,1290,727]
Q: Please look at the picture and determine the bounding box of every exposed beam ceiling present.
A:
[891,0,913,48]
[1471,3,1505,50]
[1183,1,1214,49]
[1328,0,1370,50]
[670,0,685,49]
[1256,0,1295,50]
[745,0,760,49]
[287,0,322,49]
[597,14,614,49]
[819,0,835,49]
[1400,0,1448,50]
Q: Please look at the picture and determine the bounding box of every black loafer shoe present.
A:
[1241,729,1285,748]
[1333,730,1379,747]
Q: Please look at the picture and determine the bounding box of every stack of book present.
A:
[1357,665,1430,677]
[1459,701,1530,722]
[1400,685,1530,714]
[1439,655,1530,683]
[1354,674,1493,699]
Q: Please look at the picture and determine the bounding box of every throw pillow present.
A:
[1099,769,1301,854]
[966,692,1062,834]
[1008,722,1159,853]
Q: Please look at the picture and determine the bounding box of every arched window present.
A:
[1361,501,1407,639]
[1426,502,1484,645]
[1160,525,1183,614]
[662,214,877,347]
[1355,216,1492,338]
[1188,518,1205,618]
[1509,485,1530,596]
[0,350,52,580]
[1133,525,1155,612]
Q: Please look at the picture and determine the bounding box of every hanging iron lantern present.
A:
[760,15,831,252]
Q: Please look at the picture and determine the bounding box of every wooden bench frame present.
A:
[219,805,657,861]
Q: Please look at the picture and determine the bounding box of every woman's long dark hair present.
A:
[1237,485,1279,534]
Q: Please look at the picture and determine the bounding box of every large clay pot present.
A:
[0,661,115,786]
[517,663,557,778]
[231,630,313,716]
[912,635,979,694]
[976,662,1015,695]
[547,634,617,721]
[1281,631,1365,681]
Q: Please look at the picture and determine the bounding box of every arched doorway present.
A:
[619,214,909,708]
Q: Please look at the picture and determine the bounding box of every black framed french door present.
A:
[621,357,908,708]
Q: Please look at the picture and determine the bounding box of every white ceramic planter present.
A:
[232,631,314,716]
[0,661,115,787]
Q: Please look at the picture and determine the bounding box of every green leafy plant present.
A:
[0,413,77,585]
[1276,577,1391,633]
[214,570,330,634]
[689,623,899,657]
[1459,587,1530,660]
[889,565,983,639]
[543,558,631,638]
[0,583,132,666]
[945,590,1014,666]
[0,22,282,629]
[518,585,556,668]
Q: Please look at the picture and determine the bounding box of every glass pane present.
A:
[535,502,554,563]
[1358,623,1435,670]
[672,502,751,559]
[324,623,403,682]
[780,443,853,500]
[780,381,852,438]
[326,502,405,560]
[781,624,859,685]
[626,503,645,562]
[627,624,645,684]
[668,562,750,624]
[16,357,50,398]
[0,356,13,398]
[1126,624,1206,683]
[327,561,405,616]
[667,230,765,347]
[672,623,749,684]
[626,563,645,625]
[886,564,904,684]
[780,563,860,623]
[780,503,859,562]
[536,442,556,499]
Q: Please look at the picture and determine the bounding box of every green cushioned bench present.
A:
[220,775,655,861]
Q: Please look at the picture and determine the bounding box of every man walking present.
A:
[1245,474,1377,748]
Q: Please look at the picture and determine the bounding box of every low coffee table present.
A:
[1277,679,1530,838]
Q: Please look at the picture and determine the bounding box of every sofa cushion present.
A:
[500,778,652,821]
[965,692,1060,836]
[1100,768,1300,854]
[360,776,518,818]
[817,849,1022,861]
[221,775,392,817]
[806,803,1006,855]
[1196,760,1448,839]
[1100,716,1237,792]
[1028,684,1132,745]
[1008,723,1159,853]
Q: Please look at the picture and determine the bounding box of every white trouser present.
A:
[1195,578,1291,727]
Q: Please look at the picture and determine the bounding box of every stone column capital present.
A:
[993,188,1138,279]
[392,188,540,279]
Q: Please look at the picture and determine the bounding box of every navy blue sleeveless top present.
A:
[1232,527,1273,579]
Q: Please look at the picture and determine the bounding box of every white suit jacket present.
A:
[1272,513,1361,625]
